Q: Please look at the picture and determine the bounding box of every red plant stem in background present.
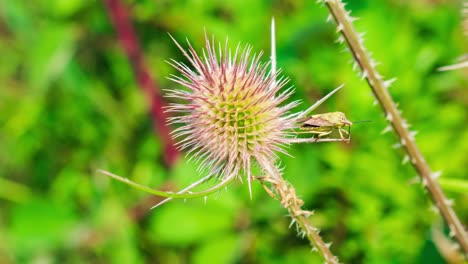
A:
[103,0,179,167]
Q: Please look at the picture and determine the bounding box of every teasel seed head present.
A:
[166,35,298,195]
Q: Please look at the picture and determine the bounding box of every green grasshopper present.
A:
[297,111,352,141]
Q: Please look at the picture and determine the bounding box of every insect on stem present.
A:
[296,111,352,142]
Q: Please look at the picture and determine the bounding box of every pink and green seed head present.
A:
[166,35,298,181]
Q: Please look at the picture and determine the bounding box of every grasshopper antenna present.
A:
[297,84,344,119]
[352,120,372,124]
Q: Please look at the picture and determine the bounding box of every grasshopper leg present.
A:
[314,130,333,142]
[338,127,351,142]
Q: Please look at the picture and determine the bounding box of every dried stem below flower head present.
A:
[255,158,340,264]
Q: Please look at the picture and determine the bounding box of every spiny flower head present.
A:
[166,35,298,190]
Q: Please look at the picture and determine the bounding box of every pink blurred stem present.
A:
[103,0,179,166]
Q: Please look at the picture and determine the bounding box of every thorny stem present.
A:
[321,0,468,257]
[257,158,339,264]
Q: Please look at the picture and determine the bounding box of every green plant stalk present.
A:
[97,169,235,199]
[320,0,468,257]
[257,158,339,264]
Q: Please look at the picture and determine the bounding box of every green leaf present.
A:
[192,234,240,264]
[150,202,234,246]
[8,199,77,256]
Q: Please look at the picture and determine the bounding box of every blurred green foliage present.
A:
[0,0,467,263]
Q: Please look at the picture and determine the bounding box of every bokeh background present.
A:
[0,0,467,263]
